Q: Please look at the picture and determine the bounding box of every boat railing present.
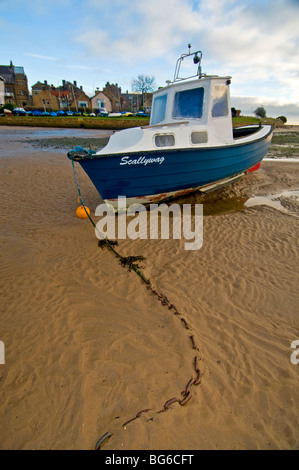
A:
[141,121,189,129]
[173,45,203,83]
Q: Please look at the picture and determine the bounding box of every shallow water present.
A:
[0,126,109,139]
[245,189,299,218]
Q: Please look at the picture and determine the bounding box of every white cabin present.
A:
[96,49,236,156]
[150,76,233,144]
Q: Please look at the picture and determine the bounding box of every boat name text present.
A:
[120,156,165,166]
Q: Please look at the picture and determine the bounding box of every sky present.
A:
[0,0,299,123]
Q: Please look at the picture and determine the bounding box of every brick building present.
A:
[102,82,123,112]
[121,91,152,113]
[0,61,30,107]
[31,81,59,111]
[52,80,91,112]
[32,80,91,112]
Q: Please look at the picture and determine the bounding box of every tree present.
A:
[131,74,156,94]
[254,106,266,119]
[277,115,287,123]
[131,75,156,109]
[0,102,14,112]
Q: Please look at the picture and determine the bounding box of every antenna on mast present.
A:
[173,45,203,82]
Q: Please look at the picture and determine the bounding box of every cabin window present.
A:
[173,87,204,119]
[154,134,175,147]
[212,85,228,118]
[151,94,167,125]
[191,131,208,144]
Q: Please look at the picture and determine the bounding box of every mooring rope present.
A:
[69,156,204,450]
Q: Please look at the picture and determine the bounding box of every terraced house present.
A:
[32,79,91,112]
[0,61,30,107]
[31,80,60,111]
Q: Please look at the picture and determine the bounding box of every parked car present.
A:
[97,107,109,117]
[137,111,150,117]
[13,107,27,116]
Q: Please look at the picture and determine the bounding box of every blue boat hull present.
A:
[78,130,272,200]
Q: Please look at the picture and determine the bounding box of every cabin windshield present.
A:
[173,87,204,119]
[151,94,168,125]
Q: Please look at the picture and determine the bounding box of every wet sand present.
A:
[0,126,299,450]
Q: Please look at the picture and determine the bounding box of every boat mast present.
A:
[173,44,203,82]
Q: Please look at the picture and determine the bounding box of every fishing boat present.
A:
[68,47,273,210]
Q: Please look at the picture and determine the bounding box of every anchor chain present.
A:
[69,157,203,450]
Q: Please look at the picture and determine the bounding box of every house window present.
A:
[212,85,228,118]
[78,101,87,108]
[154,134,175,147]
[173,87,204,119]
[97,99,105,108]
[151,94,167,125]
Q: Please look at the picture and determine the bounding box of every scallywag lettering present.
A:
[120,156,165,166]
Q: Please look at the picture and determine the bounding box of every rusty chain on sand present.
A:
[95,242,204,449]
[69,158,203,449]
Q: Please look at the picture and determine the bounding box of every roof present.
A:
[0,66,15,84]
[51,90,69,97]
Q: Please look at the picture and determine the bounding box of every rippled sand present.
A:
[0,126,298,450]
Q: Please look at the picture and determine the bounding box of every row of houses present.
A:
[0,61,152,113]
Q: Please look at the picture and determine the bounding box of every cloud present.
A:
[75,0,202,62]
[75,0,299,103]
[231,95,299,124]
[24,53,57,61]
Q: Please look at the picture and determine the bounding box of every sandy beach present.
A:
[0,125,298,450]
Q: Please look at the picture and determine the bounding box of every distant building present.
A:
[32,80,91,112]
[102,82,123,112]
[0,76,5,107]
[53,80,91,111]
[0,61,30,107]
[120,91,152,113]
[90,89,112,113]
[31,81,59,111]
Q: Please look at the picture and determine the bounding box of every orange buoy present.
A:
[76,205,90,219]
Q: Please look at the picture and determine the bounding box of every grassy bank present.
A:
[0,115,150,130]
[0,114,284,130]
